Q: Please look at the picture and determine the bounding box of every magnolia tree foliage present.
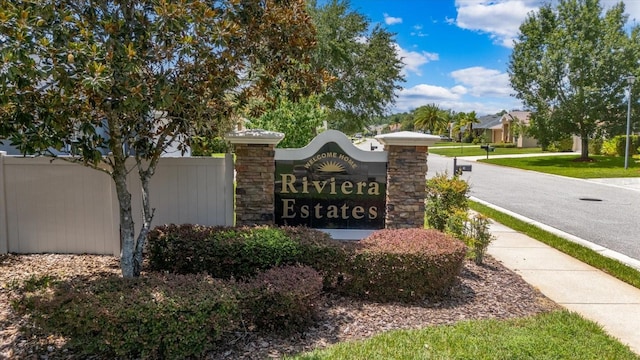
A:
[508,0,640,159]
[0,0,324,277]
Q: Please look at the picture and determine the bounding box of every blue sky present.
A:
[335,0,640,116]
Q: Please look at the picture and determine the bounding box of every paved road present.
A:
[427,154,640,261]
[356,138,640,262]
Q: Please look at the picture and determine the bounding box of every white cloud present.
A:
[454,1,640,48]
[450,66,513,97]
[604,0,640,22]
[394,44,439,76]
[384,13,403,25]
[394,84,521,114]
[393,67,521,114]
[394,84,463,113]
[454,0,538,48]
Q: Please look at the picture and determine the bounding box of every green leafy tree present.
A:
[509,0,640,159]
[247,96,328,148]
[0,0,324,277]
[307,0,405,133]
[413,104,448,134]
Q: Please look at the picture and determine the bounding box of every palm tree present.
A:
[413,104,448,133]
[453,111,480,142]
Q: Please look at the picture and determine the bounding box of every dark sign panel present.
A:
[275,141,386,229]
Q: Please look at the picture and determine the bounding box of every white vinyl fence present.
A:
[0,152,234,255]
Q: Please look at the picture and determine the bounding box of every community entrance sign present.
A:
[274,130,387,231]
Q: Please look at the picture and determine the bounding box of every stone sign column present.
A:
[225,129,284,226]
[375,132,439,229]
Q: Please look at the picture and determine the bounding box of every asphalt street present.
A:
[356,138,640,262]
[427,153,640,262]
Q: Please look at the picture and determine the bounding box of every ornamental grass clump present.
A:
[340,228,467,303]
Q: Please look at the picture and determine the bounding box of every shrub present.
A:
[589,137,603,155]
[147,225,302,279]
[18,273,239,359]
[279,226,351,289]
[613,135,640,157]
[544,138,573,152]
[602,138,618,156]
[148,225,350,287]
[446,211,494,264]
[239,265,323,333]
[425,173,470,231]
[339,228,467,302]
[147,224,240,276]
[490,142,516,148]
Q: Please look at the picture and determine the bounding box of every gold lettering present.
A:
[340,204,349,219]
[302,176,309,193]
[282,199,296,218]
[368,206,378,219]
[329,177,337,194]
[314,203,323,218]
[341,181,353,194]
[281,174,297,194]
[327,205,339,218]
[368,182,380,195]
[352,206,365,219]
[301,205,309,218]
[356,181,367,194]
[312,180,327,193]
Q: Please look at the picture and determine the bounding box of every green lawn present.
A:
[289,311,639,360]
[480,155,640,178]
[429,146,543,157]
[429,141,470,147]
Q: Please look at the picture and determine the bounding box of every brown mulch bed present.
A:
[0,254,560,359]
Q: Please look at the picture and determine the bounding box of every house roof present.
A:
[501,111,531,125]
[475,114,502,130]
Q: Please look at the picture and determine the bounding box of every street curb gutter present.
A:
[470,196,640,272]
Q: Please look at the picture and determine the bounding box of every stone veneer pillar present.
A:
[225,129,284,226]
[375,132,439,229]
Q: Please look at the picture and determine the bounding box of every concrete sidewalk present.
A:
[487,222,640,355]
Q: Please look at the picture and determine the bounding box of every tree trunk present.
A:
[133,164,155,277]
[581,136,589,159]
[112,163,136,278]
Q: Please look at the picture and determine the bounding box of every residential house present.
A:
[500,111,538,148]
[473,114,503,143]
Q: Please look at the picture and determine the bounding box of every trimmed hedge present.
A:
[240,265,324,333]
[148,225,350,287]
[339,228,467,302]
[147,225,302,280]
[19,273,239,359]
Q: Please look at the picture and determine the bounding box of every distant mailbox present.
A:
[480,144,495,159]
